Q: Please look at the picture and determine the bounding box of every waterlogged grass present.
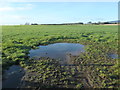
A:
[2,25,119,88]
[20,58,83,88]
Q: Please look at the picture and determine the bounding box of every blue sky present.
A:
[0,2,118,25]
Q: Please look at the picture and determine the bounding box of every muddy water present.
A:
[2,65,25,88]
[29,43,85,64]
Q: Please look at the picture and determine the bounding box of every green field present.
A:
[2,25,119,88]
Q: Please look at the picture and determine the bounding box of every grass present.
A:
[2,24,119,88]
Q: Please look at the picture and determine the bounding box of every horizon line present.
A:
[1,20,119,25]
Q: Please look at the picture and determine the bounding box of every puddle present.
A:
[29,43,85,64]
[2,65,25,88]
[108,54,118,59]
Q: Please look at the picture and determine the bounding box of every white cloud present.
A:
[0,3,34,24]
[0,15,25,20]
[0,4,33,12]
[0,15,28,25]
[0,7,16,11]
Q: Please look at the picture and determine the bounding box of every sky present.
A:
[0,1,119,25]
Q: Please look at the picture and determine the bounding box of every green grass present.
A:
[2,25,119,88]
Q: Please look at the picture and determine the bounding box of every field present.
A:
[2,25,119,88]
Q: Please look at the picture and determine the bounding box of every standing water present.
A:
[2,43,84,88]
[29,43,85,64]
[2,65,25,88]
[108,54,118,59]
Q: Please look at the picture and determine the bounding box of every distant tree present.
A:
[78,22,84,24]
[87,21,92,24]
[31,23,38,25]
[103,22,110,24]
[92,22,99,25]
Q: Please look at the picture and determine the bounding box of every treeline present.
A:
[30,22,83,25]
[25,21,119,25]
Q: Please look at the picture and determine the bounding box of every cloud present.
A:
[0,15,26,21]
[0,6,31,12]
[0,3,34,24]
[0,15,28,25]
[0,3,33,12]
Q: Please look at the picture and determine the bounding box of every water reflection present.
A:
[29,43,85,64]
[2,65,25,88]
